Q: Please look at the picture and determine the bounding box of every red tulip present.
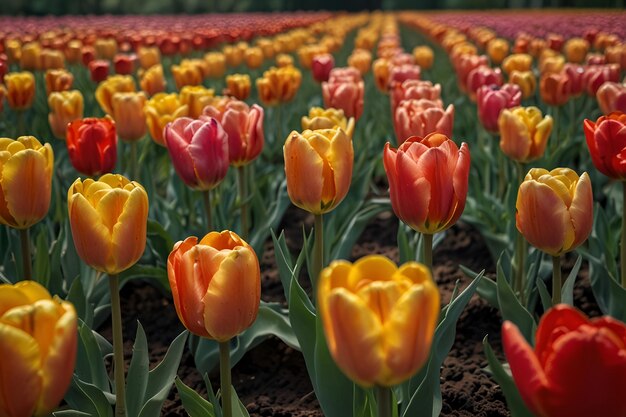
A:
[393,99,454,143]
[66,118,117,176]
[563,64,586,96]
[322,80,364,121]
[596,82,626,115]
[584,112,626,180]
[466,65,503,100]
[88,60,110,83]
[383,133,470,234]
[114,53,137,75]
[503,305,626,417]
[311,53,334,83]
[164,117,229,190]
[583,64,621,96]
[476,84,522,133]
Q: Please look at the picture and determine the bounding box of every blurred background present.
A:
[1,0,623,16]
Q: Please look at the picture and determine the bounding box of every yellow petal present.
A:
[348,255,398,290]
[0,285,31,317]
[68,193,111,273]
[110,187,148,273]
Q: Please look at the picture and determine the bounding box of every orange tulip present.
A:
[322,79,364,121]
[0,137,53,229]
[48,90,84,140]
[144,92,189,146]
[540,72,571,106]
[167,230,260,341]
[171,62,203,90]
[20,42,41,71]
[318,255,439,387]
[137,46,161,70]
[223,45,244,67]
[373,58,391,92]
[383,133,470,234]
[596,82,626,115]
[41,49,64,70]
[256,38,276,59]
[95,75,136,116]
[65,39,82,64]
[516,168,592,256]
[498,106,552,163]
[244,47,264,70]
[139,64,166,97]
[111,92,147,142]
[275,53,294,68]
[412,45,434,69]
[5,39,22,64]
[564,37,589,64]
[45,69,73,96]
[204,52,227,79]
[68,174,148,274]
[284,127,353,215]
[301,107,355,138]
[539,55,566,75]
[0,281,77,417]
[5,72,36,111]
[225,74,251,101]
[256,66,302,106]
[347,49,372,75]
[486,38,509,65]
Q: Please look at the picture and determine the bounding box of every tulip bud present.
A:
[41,48,65,70]
[171,62,203,90]
[20,42,41,71]
[540,72,571,106]
[275,53,294,68]
[383,133,470,234]
[476,84,522,133]
[284,127,353,215]
[243,47,264,70]
[88,60,109,83]
[322,79,364,121]
[311,53,334,83]
[68,174,148,274]
[110,92,147,142]
[48,90,84,140]
[113,53,137,75]
[164,117,229,190]
[509,70,536,99]
[412,45,434,69]
[502,53,533,75]
[138,46,161,70]
[301,107,355,138]
[498,106,552,163]
[145,92,189,146]
[204,52,227,79]
[318,255,439,387]
[139,64,166,97]
[0,136,53,229]
[94,38,117,61]
[596,82,626,115]
[223,45,244,67]
[394,99,455,143]
[564,37,589,63]
[167,230,260,341]
[347,49,372,75]
[373,58,391,92]
[0,281,77,417]
[516,168,592,256]
[44,69,73,96]
[487,38,509,65]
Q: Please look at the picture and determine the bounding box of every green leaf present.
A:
[75,320,110,392]
[126,322,150,417]
[561,255,582,306]
[483,337,534,417]
[67,278,90,325]
[460,265,497,308]
[175,377,216,417]
[53,411,93,417]
[230,386,251,417]
[288,269,317,393]
[536,279,552,311]
[64,376,114,417]
[33,228,50,287]
[496,259,536,344]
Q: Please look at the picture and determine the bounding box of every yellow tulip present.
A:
[256,66,301,106]
[412,45,435,69]
[179,85,215,119]
[0,136,53,229]
[0,281,77,417]
[67,174,148,274]
[20,42,41,71]
[225,74,251,101]
[5,72,36,111]
[138,46,161,70]
[275,53,294,68]
[203,53,227,79]
[498,106,552,163]
[139,64,166,97]
[486,38,509,65]
[45,69,74,96]
[110,92,147,142]
[318,255,439,387]
[95,74,136,115]
[509,70,536,99]
[244,47,264,70]
[171,62,203,90]
[144,92,189,146]
[41,48,65,70]
[48,90,84,140]
[502,53,533,75]
[301,107,355,138]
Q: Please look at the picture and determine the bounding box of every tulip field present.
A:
[2,8,626,417]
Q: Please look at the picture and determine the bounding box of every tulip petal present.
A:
[284,132,324,213]
[391,146,431,231]
[0,285,31,316]
[110,187,148,273]
[68,193,112,272]
[568,173,593,250]
[328,130,353,210]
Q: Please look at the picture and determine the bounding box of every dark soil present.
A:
[102,206,594,417]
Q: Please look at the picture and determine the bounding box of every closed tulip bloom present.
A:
[540,72,571,106]
[503,305,626,417]
[373,58,391,92]
[390,79,442,113]
[5,39,21,64]
[466,66,503,100]
[95,75,136,116]
[584,112,626,180]
[139,64,166,97]
[82,46,96,67]
[586,53,606,66]
[179,85,215,119]
[412,45,434,69]
[509,70,536,99]
[328,67,362,84]
[204,52,227,79]
[0,281,77,417]
[564,38,590,64]
[384,133,470,234]
[539,55,566,75]
[499,106,552,163]
[596,82,626,114]
[113,54,137,75]
[394,99,455,143]
[606,44,626,71]
[486,38,509,65]
[66,118,117,176]
[223,45,244,67]
[171,62,203,90]
[144,92,189,146]
[203,101,264,166]
[301,107,355,138]
[167,230,260,341]
[389,64,421,88]
[312,53,335,83]
[477,84,522,133]
[256,38,276,59]
[298,45,328,70]
[20,42,41,71]
[582,64,621,96]
[322,80,364,121]
[318,255,439,387]
[45,69,73,96]
[275,53,294,68]
[94,38,117,60]
[501,53,533,75]
[68,174,148,274]
[164,117,229,190]
[347,49,372,75]
[48,90,84,140]
[88,60,109,83]
[243,47,263,70]
[454,54,489,93]
[138,46,161,70]
[0,136,53,229]
[5,72,35,111]
[225,74,251,101]
[284,127,353,215]
[256,66,302,106]
[516,168,592,256]
[110,92,147,142]
[563,64,586,96]
[64,40,82,64]
[40,49,64,70]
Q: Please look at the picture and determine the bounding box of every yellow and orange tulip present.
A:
[48,90,84,140]
[5,72,36,111]
[145,92,189,146]
[139,64,166,97]
[225,74,251,101]
[301,107,355,138]
[498,106,552,163]
[179,85,215,119]
[95,74,136,116]
[111,92,147,142]
[256,66,302,106]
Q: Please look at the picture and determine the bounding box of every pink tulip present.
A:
[328,67,362,83]
[596,82,626,114]
[389,64,421,87]
[390,79,442,113]
[476,84,522,133]
[322,80,364,120]
[583,64,621,96]
[312,53,334,83]
[454,54,489,92]
[466,65,503,100]
[393,99,455,143]
[563,64,586,96]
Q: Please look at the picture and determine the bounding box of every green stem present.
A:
[275,104,283,146]
[497,144,506,198]
[312,214,324,297]
[219,341,232,417]
[552,255,562,305]
[19,228,31,281]
[202,190,212,231]
[514,162,526,304]
[16,110,25,137]
[622,181,626,288]
[375,386,392,417]
[109,274,126,417]
[129,141,138,180]
[423,233,433,271]
[552,106,560,154]
[237,165,248,240]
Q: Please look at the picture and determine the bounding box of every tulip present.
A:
[65,39,82,64]
[256,38,276,59]
[0,280,77,417]
[390,79,442,113]
[275,53,294,68]
[503,305,626,417]
[584,112,626,180]
[256,66,302,106]
[582,64,621,96]
[0,136,53,229]
[311,53,334,83]
[328,67,362,84]
[516,167,592,257]
[284,127,353,215]
[509,70,536,99]
[347,49,372,75]
[20,42,41,71]
[114,54,137,75]
[66,117,116,177]
[322,80,364,121]
[44,69,73,96]
[454,54,489,93]
[540,72,571,106]
[171,62,203,90]
[5,39,21,64]
[476,84,522,133]
[41,48,64,70]
[500,53,532,75]
[225,74,251,101]
[110,92,147,142]
[145,92,189,146]
[48,90,84,140]
[318,255,439,387]
[383,133,470,235]
[298,45,328,69]
[596,82,626,115]
[88,60,109,83]
[95,75,136,115]
[466,65,503,100]
[243,47,263,70]
[164,117,229,190]
[138,46,161,70]
[586,53,606,66]
[564,37,589,63]
[563,63,586,96]
[486,38,509,65]
[179,85,215,119]
[393,99,454,143]
[82,46,96,67]
[94,38,117,60]
[389,64,421,88]
[204,52,227,79]
[539,55,566,75]
[301,107,355,138]
[223,45,244,67]
[139,64,166,97]
[499,106,552,163]
[606,44,626,71]
[5,72,35,111]
[373,58,391,92]
[412,45,434,69]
